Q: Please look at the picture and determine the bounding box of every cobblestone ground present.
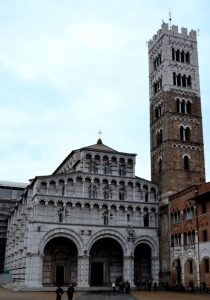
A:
[0,288,210,300]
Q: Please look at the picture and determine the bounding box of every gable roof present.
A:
[53,139,136,175]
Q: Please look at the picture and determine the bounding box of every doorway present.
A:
[56,265,64,286]
[91,262,103,285]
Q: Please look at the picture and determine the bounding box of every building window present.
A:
[180,126,190,142]
[184,156,190,170]
[203,230,208,242]
[104,215,108,225]
[144,213,149,227]
[158,158,162,173]
[201,202,207,214]
[189,260,193,274]
[127,214,130,222]
[119,190,125,200]
[204,259,209,273]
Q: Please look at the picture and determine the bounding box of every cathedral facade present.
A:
[4,139,159,289]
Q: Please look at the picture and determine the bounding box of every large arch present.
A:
[86,230,129,286]
[89,237,123,286]
[42,236,78,286]
[36,228,84,287]
[86,229,129,256]
[38,227,84,256]
[133,236,159,287]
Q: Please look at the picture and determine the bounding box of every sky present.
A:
[0,0,209,184]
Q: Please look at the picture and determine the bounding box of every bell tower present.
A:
[148,22,206,282]
[148,22,205,205]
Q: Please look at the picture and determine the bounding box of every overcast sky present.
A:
[0,0,209,184]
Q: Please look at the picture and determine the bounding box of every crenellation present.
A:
[149,22,197,52]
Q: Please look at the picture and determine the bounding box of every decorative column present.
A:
[77,253,90,288]
[123,255,134,286]
[195,230,200,287]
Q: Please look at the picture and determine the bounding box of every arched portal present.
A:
[89,238,123,286]
[171,258,182,285]
[134,243,152,286]
[42,237,78,286]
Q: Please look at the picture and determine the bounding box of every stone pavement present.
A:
[76,291,135,300]
[0,287,209,300]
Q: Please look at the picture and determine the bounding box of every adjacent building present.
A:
[0,181,26,272]
[170,182,210,289]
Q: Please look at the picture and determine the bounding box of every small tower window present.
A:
[187,76,192,88]
[158,158,162,173]
[181,51,185,62]
[183,156,190,170]
[176,49,180,62]
[186,101,191,114]
[186,52,190,64]
[185,127,190,141]
[172,48,175,60]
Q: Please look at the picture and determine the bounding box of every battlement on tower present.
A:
[148,22,197,51]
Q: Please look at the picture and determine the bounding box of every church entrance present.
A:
[42,236,78,286]
[91,262,104,285]
[56,265,65,286]
[89,238,123,286]
[134,243,152,287]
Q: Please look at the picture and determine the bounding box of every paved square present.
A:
[0,288,209,300]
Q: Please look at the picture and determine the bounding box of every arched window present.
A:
[144,213,149,227]
[176,49,180,61]
[186,52,190,64]
[187,76,192,88]
[158,158,162,173]
[181,51,185,62]
[176,98,180,112]
[181,100,185,113]
[186,101,191,114]
[173,72,176,85]
[172,48,175,60]
[184,156,190,170]
[180,126,184,141]
[177,73,181,86]
[185,127,190,141]
[182,75,186,87]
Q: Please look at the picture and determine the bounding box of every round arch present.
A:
[38,227,84,256]
[86,229,129,256]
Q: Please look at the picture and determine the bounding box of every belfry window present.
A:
[157,129,163,146]
[172,48,191,64]
[176,98,192,114]
[173,73,192,88]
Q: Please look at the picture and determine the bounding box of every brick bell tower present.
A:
[148,22,206,282]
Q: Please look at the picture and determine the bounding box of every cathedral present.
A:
[1,21,210,290]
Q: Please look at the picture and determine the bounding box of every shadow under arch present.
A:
[86,229,129,255]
